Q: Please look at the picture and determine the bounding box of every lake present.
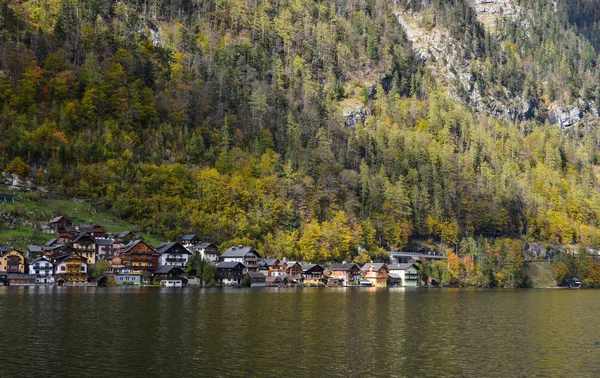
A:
[1,287,599,377]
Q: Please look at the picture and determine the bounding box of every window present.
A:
[61,266,65,271]
[81,266,85,272]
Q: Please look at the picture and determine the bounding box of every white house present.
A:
[189,242,220,262]
[388,263,420,287]
[156,242,191,268]
[28,257,55,284]
[220,246,260,272]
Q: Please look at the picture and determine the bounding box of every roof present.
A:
[197,242,216,249]
[222,246,260,258]
[0,246,14,253]
[285,261,300,268]
[50,216,67,223]
[54,253,86,264]
[95,238,115,246]
[118,231,135,238]
[262,258,280,267]
[248,272,266,278]
[388,263,419,271]
[45,238,58,246]
[121,239,153,254]
[7,273,36,280]
[31,257,53,265]
[329,263,359,271]
[27,245,43,253]
[216,261,245,269]
[265,276,285,283]
[361,263,388,271]
[181,234,199,240]
[302,264,324,272]
[388,272,402,279]
[72,232,96,243]
[154,265,184,274]
[155,242,190,255]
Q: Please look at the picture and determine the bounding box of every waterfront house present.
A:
[0,248,25,273]
[54,253,88,285]
[180,234,201,246]
[302,264,325,285]
[215,261,245,286]
[29,257,55,284]
[285,261,303,282]
[48,216,71,233]
[265,275,287,287]
[7,273,37,285]
[189,242,220,262]
[388,264,419,287]
[329,263,361,286]
[262,258,287,277]
[156,242,191,268]
[120,239,159,281]
[220,246,260,272]
[153,265,186,287]
[361,263,389,287]
[248,271,267,287]
[70,232,97,265]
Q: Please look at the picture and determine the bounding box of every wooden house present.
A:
[262,258,286,277]
[115,231,137,244]
[302,264,325,285]
[70,232,97,265]
[180,234,201,246]
[0,248,25,273]
[153,265,186,287]
[79,223,107,238]
[7,273,36,285]
[265,276,288,287]
[48,216,71,233]
[215,261,245,286]
[361,263,389,287]
[285,261,303,282]
[248,271,267,287]
[27,245,44,260]
[119,239,159,280]
[156,242,190,268]
[329,263,361,286]
[54,253,88,285]
[220,246,260,272]
[189,242,220,262]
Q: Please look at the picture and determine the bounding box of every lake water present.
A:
[2,287,600,377]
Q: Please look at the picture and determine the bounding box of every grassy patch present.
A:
[524,262,557,288]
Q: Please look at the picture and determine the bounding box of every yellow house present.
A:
[361,263,389,287]
[0,248,25,273]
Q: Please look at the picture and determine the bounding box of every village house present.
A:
[27,244,45,260]
[28,257,55,284]
[265,275,287,287]
[248,271,267,287]
[189,242,220,262]
[119,239,159,281]
[115,231,137,244]
[388,263,420,287]
[79,223,108,238]
[48,216,71,234]
[96,238,120,260]
[361,263,389,287]
[261,258,287,277]
[156,242,191,268]
[285,261,303,283]
[302,264,325,285]
[220,246,260,272]
[329,263,361,286]
[70,232,97,265]
[153,265,187,287]
[54,253,88,285]
[215,261,245,286]
[7,273,37,285]
[0,247,25,273]
[180,234,201,246]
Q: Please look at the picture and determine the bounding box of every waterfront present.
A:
[2,287,600,377]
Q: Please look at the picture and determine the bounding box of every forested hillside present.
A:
[2,0,600,275]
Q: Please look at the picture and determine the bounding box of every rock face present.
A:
[471,0,519,31]
[341,98,371,127]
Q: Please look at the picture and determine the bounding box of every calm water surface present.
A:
[1,287,599,377]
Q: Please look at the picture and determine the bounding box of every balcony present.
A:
[166,257,187,262]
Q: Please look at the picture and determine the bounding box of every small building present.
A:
[29,257,55,284]
[262,258,287,277]
[285,261,303,283]
[153,265,186,287]
[180,234,201,246]
[113,273,142,285]
[91,276,108,287]
[361,263,389,287]
[329,263,361,286]
[302,264,325,285]
[215,261,245,286]
[0,248,25,273]
[79,223,107,238]
[265,275,287,287]
[388,264,420,287]
[27,245,45,260]
[120,239,159,281]
[7,273,36,285]
[54,253,88,285]
[48,216,71,233]
[248,271,267,287]
[115,231,137,244]
[156,242,190,268]
[189,242,220,262]
[220,246,260,272]
[96,238,120,260]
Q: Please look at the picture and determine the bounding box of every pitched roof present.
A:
[54,253,86,264]
[302,264,324,272]
[265,276,285,283]
[50,216,67,223]
[262,258,280,267]
[31,257,53,265]
[155,242,190,255]
[121,239,153,254]
[118,231,135,238]
[361,263,388,271]
[329,263,359,271]
[0,246,13,253]
[388,263,419,271]
[154,265,184,274]
[216,261,245,269]
[45,238,58,246]
[221,246,260,258]
[197,242,217,249]
[95,238,114,246]
[181,234,198,240]
[248,272,266,278]
[72,232,96,243]
[27,245,43,253]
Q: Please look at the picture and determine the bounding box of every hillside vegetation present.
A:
[2,0,600,285]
